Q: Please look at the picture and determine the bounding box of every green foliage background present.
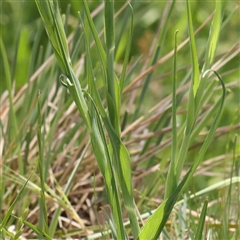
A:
[1,0,239,239]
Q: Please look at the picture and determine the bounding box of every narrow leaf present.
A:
[119,3,134,93]
[0,173,32,229]
[165,30,179,199]
[186,0,200,97]
[194,197,208,240]
[83,90,127,240]
[37,91,48,233]
[202,1,222,72]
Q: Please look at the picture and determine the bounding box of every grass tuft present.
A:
[1,0,239,239]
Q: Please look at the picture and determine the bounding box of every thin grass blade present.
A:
[186,0,200,98]
[34,0,71,73]
[0,173,32,229]
[105,0,116,112]
[202,1,222,72]
[10,208,29,240]
[96,113,141,238]
[174,0,200,187]
[37,91,48,233]
[83,90,127,240]
[105,0,121,134]
[0,39,18,142]
[134,45,161,120]
[22,219,52,240]
[157,0,176,51]
[123,55,142,91]
[82,0,106,70]
[82,0,121,134]
[165,30,179,198]
[119,3,134,93]
[197,0,222,111]
[194,197,208,240]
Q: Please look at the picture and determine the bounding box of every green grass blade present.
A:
[35,0,91,131]
[197,0,222,112]
[22,218,52,240]
[83,90,127,240]
[48,1,91,131]
[119,3,134,94]
[82,0,121,134]
[165,30,179,199]
[105,0,116,105]
[192,98,220,141]
[84,80,140,237]
[202,0,222,72]
[80,14,105,119]
[101,208,118,239]
[138,188,179,240]
[194,197,208,240]
[2,227,16,239]
[103,122,140,238]
[10,208,29,240]
[115,3,132,61]
[173,0,202,188]
[156,0,176,52]
[104,0,121,133]
[0,173,32,229]
[92,106,140,237]
[21,24,44,123]
[37,91,48,234]
[134,45,161,120]
[186,0,200,97]
[64,142,90,194]
[176,177,240,206]
[60,72,91,130]
[221,5,238,30]
[0,38,18,142]
[124,55,142,90]
[82,0,106,71]
[34,0,70,73]
[175,129,190,169]
[180,71,226,191]
[195,78,216,118]
[116,142,141,238]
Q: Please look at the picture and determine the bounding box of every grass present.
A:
[1,0,240,239]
